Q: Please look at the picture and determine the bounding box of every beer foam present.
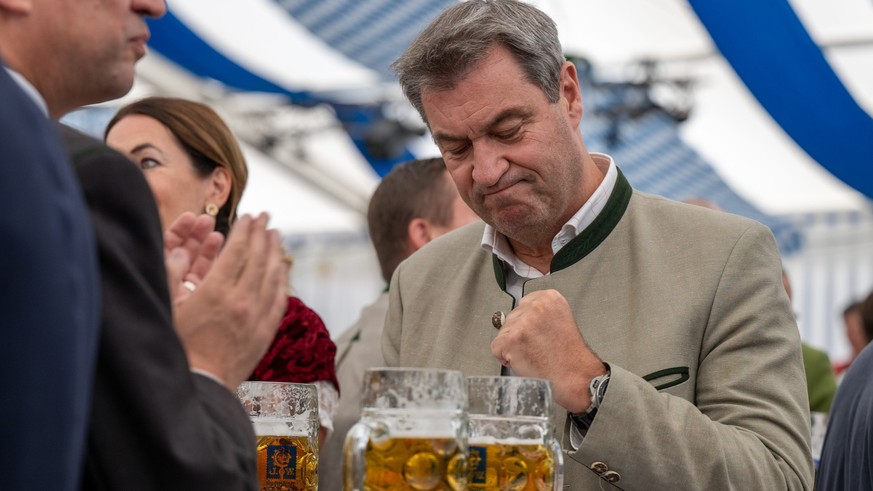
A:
[380,429,458,439]
[361,409,463,438]
[251,417,308,437]
[468,436,543,446]
[377,422,459,439]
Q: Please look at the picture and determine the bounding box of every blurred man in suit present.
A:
[318,157,478,490]
[0,0,289,488]
[817,291,873,489]
[0,62,99,491]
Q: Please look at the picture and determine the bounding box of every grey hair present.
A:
[391,0,565,125]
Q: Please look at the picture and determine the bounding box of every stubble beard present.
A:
[483,198,556,251]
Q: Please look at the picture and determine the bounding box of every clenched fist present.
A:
[490,289,608,413]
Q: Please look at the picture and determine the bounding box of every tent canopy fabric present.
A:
[148,2,423,171]
[690,0,873,200]
[578,81,805,253]
[135,0,873,246]
[276,0,456,79]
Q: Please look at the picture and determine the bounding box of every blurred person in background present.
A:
[781,270,837,413]
[816,291,873,489]
[105,96,340,445]
[318,157,478,490]
[834,299,872,377]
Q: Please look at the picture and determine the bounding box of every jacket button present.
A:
[603,470,621,483]
[590,461,609,474]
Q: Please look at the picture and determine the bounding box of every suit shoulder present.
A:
[59,125,116,160]
[58,124,142,176]
[57,125,165,255]
[630,191,769,238]
[403,220,487,268]
[420,220,485,254]
[58,124,157,201]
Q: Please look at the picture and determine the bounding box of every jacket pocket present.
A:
[642,366,689,391]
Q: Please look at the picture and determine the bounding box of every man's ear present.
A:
[560,61,583,125]
[0,0,32,14]
[407,217,434,252]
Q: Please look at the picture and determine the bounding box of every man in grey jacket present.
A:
[384,0,812,488]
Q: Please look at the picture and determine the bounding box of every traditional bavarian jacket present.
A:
[383,170,813,490]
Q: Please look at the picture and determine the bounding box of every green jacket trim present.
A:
[491,169,633,284]
[551,168,632,273]
[490,168,633,288]
[492,254,507,291]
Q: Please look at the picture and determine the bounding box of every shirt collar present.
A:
[481,153,617,279]
[3,66,50,117]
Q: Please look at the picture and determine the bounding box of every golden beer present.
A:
[362,436,467,491]
[467,440,555,491]
[256,434,318,491]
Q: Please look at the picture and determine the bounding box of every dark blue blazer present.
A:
[0,65,100,490]
[816,342,873,490]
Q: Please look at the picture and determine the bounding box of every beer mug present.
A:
[466,376,563,491]
[344,368,468,491]
[236,381,319,491]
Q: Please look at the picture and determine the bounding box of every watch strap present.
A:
[569,366,611,429]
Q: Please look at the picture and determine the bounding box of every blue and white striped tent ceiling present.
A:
[150,0,452,100]
[576,79,804,254]
[145,0,873,249]
[274,0,456,79]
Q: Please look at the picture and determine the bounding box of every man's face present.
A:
[34,0,166,115]
[422,45,586,248]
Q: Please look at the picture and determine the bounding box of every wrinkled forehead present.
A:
[422,60,544,140]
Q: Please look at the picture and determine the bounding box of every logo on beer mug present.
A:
[469,446,488,484]
[256,430,318,490]
[266,444,297,481]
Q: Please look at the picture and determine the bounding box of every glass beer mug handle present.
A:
[343,421,379,491]
[550,437,564,490]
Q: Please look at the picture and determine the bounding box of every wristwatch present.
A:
[569,367,610,429]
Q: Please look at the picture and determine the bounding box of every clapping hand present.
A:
[171,213,289,389]
[164,212,224,303]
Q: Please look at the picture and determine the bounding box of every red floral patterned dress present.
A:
[249,296,339,431]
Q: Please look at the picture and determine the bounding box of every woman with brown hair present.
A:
[105,97,339,445]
